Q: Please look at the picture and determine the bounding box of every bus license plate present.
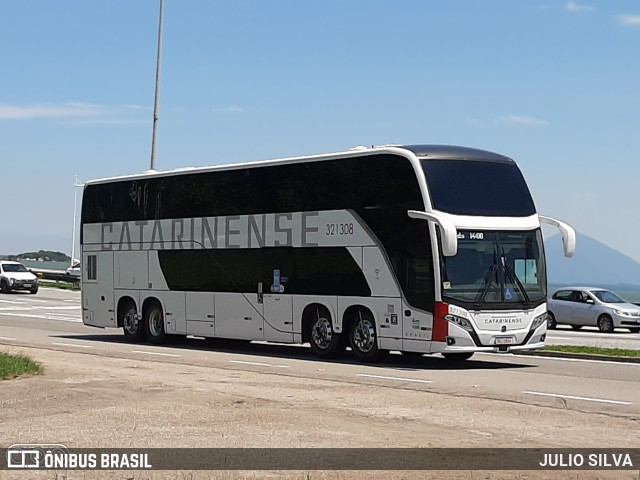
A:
[495,336,515,345]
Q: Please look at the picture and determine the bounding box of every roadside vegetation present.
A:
[542,345,640,358]
[39,280,80,291]
[0,352,42,379]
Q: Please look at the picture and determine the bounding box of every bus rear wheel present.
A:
[349,311,380,362]
[308,308,345,358]
[121,301,144,342]
[144,302,166,344]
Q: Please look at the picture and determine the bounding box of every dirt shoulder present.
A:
[0,346,638,479]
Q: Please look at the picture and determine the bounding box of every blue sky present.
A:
[1,1,639,262]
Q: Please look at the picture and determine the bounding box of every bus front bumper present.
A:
[431,322,547,354]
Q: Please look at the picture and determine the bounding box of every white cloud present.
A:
[0,103,105,119]
[616,14,640,26]
[60,118,149,126]
[0,102,155,125]
[571,191,600,200]
[496,114,549,126]
[213,106,246,113]
[564,1,595,12]
[121,104,150,111]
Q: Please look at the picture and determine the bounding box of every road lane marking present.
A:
[0,312,82,323]
[132,350,180,357]
[481,352,640,367]
[357,374,432,384]
[523,391,632,405]
[0,336,17,341]
[52,342,92,349]
[229,360,290,368]
[546,337,574,340]
[33,306,80,311]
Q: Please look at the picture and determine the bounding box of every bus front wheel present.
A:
[349,311,380,362]
[442,352,474,362]
[144,302,166,344]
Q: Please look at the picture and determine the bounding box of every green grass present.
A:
[0,352,42,379]
[542,345,640,357]
[39,280,80,291]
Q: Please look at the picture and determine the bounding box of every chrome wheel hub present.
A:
[312,317,333,349]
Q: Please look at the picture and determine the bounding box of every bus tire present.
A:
[144,301,166,344]
[307,307,345,358]
[442,352,474,362]
[401,351,424,358]
[348,310,380,362]
[121,300,144,342]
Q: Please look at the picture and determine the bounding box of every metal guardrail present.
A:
[28,268,80,284]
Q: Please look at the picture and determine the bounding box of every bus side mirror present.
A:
[539,215,576,257]
[407,210,458,257]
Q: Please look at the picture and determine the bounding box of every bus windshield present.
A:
[421,159,536,216]
[440,229,546,309]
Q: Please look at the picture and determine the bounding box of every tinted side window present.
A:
[158,247,370,297]
[552,290,572,301]
[82,154,424,223]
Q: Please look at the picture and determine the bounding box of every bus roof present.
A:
[403,145,514,163]
[84,144,514,186]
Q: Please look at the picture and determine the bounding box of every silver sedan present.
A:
[547,287,640,333]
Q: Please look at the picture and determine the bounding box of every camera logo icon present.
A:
[7,444,68,469]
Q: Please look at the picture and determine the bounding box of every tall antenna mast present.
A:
[150,0,164,171]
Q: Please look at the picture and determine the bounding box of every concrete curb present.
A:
[520,350,640,363]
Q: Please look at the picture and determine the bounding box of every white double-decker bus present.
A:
[80,145,575,362]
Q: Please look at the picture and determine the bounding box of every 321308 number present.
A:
[325,223,354,236]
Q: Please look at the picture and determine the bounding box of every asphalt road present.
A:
[1,287,639,419]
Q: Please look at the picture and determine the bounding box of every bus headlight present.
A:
[530,312,548,330]
[445,314,474,332]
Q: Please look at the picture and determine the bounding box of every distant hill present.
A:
[544,233,640,288]
[7,250,70,263]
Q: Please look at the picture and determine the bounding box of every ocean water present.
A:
[615,291,640,303]
[19,260,71,271]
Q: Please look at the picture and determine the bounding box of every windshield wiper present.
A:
[503,261,531,306]
[474,265,497,309]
